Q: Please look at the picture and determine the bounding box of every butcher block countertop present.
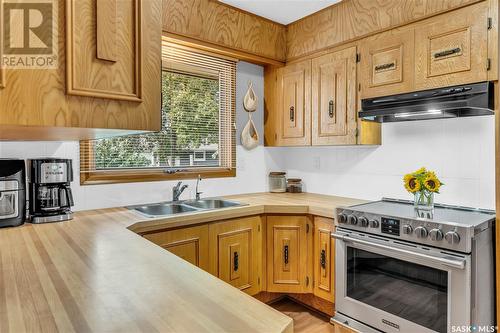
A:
[0,192,365,333]
[129,192,366,234]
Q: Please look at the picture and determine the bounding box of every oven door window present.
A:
[347,246,448,332]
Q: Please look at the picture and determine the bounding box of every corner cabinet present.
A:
[208,216,263,296]
[266,215,312,293]
[265,47,380,147]
[143,225,210,271]
[312,47,357,145]
[0,0,162,140]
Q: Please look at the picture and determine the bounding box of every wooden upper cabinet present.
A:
[267,215,311,293]
[313,217,335,302]
[414,2,488,90]
[66,0,143,101]
[360,29,415,98]
[143,225,210,271]
[312,47,357,146]
[277,60,311,146]
[208,216,262,296]
[0,0,161,140]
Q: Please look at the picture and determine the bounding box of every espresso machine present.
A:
[28,158,74,223]
[0,159,26,227]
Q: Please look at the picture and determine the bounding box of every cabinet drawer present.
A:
[360,29,414,98]
[414,3,488,89]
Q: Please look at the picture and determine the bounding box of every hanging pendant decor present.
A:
[241,113,259,150]
[241,81,260,150]
[243,81,258,112]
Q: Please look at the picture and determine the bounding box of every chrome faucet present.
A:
[172,181,188,201]
[195,175,203,200]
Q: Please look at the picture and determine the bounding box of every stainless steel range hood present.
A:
[359,81,494,123]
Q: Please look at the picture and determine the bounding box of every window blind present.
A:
[80,40,237,183]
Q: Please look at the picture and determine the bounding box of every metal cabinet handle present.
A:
[331,232,466,269]
[289,106,295,122]
[320,249,326,269]
[233,251,239,271]
[434,47,461,59]
[283,245,289,264]
[374,62,395,71]
[328,100,334,118]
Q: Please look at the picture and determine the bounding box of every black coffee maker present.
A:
[28,158,74,223]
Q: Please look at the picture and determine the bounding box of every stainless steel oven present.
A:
[332,199,495,333]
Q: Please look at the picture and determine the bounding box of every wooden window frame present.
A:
[80,44,236,186]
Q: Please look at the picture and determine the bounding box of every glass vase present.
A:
[414,190,434,211]
[415,191,434,210]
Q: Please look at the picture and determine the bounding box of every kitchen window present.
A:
[80,41,236,185]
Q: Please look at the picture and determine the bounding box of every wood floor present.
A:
[270,298,335,333]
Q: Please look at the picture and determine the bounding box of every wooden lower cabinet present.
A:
[313,217,335,302]
[208,216,263,296]
[142,214,337,314]
[266,215,312,293]
[143,225,209,271]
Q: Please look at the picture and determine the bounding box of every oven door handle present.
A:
[331,233,466,270]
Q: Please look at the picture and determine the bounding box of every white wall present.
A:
[273,116,495,209]
[0,62,280,211]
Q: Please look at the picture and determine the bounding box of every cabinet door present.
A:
[267,215,310,293]
[67,0,145,102]
[143,225,209,271]
[277,60,311,146]
[414,3,488,90]
[313,217,335,302]
[209,216,262,296]
[311,47,357,146]
[360,29,414,98]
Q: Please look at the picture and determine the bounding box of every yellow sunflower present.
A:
[403,174,421,193]
[414,167,427,175]
[424,172,441,193]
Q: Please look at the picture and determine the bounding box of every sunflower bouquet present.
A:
[403,167,443,209]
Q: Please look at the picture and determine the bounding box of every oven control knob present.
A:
[359,216,369,227]
[414,226,428,238]
[348,215,358,225]
[445,231,461,244]
[369,219,379,228]
[402,225,413,235]
[429,229,444,241]
[338,213,348,224]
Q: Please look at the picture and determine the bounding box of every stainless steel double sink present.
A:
[129,199,245,218]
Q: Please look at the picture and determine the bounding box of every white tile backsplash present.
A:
[275,116,495,209]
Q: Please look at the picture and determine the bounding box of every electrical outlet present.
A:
[313,156,321,170]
